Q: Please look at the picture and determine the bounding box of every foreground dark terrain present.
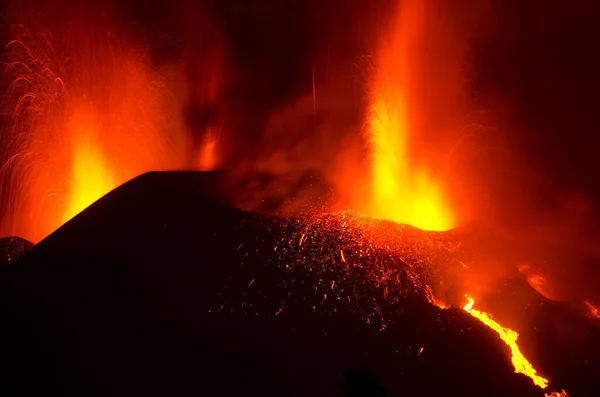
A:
[0,171,598,396]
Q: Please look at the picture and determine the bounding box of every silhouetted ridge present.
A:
[0,171,595,396]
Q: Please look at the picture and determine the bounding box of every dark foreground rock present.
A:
[0,236,33,267]
[0,171,595,396]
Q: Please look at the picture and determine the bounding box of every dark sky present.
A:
[123,0,600,206]
[475,0,600,199]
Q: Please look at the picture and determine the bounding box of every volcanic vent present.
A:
[1,0,599,396]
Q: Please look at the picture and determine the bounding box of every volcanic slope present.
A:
[0,171,595,396]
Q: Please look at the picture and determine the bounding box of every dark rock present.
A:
[0,236,33,267]
[0,171,588,396]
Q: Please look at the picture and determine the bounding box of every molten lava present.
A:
[62,110,116,223]
[364,0,456,231]
[463,296,549,389]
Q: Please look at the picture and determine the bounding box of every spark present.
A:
[299,233,306,247]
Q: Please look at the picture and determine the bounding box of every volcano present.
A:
[0,171,597,396]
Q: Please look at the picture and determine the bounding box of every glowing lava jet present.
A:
[365,0,455,232]
[61,110,117,224]
[0,17,190,242]
[362,0,567,393]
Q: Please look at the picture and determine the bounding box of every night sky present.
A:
[125,0,600,209]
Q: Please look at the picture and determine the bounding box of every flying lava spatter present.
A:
[0,18,192,242]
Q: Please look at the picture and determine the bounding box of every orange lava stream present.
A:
[463,296,549,389]
[365,0,455,231]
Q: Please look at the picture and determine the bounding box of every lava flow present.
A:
[463,296,549,389]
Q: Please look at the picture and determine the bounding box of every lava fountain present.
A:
[359,0,563,392]
[61,109,117,223]
[0,12,189,242]
[363,0,460,232]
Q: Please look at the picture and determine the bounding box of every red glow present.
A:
[0,19,192,242]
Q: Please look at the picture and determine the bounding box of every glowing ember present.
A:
[244,211,569,393]
[545,390,569,397]
[463,296,549,389]
[364,0,455,231]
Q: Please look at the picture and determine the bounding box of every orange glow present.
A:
[197,128,220,171]
[519,264,559,301]
[526,273,554,299]
[463,296,549,389]
[364,0,456,231]
[0,20,190,242]
[545,390,569,397]
[584,301,600,319]
[61,111,116,223]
